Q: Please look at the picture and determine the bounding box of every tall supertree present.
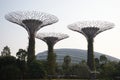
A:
[68,21,114,79]
[36,32,69,75]
[5,11,58,63]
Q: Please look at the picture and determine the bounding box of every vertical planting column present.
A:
[36,32,69,75]
[68,21,114,79]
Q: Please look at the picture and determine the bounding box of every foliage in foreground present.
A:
[0,56,47,80]
[0,46,120,80]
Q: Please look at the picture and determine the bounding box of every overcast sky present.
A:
[0,0,120,59]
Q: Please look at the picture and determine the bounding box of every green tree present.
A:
[62,55,71,75]
[0,56,22,80]
[1,46,11,56]
[16,59,27,79]
[0,65,21,80]
[16,49,27,61]
[63,55,71,65]
[27,60,46,79]
[114,61,120,79]
[95,58,100,69]
[0,56,16,68]
[70,63,90,79]
[99,61,117,80]
[100,55,108,64]
[16,49,28,78]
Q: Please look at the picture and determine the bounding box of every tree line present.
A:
[0,46,120,80]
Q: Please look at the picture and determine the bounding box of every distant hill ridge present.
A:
[36,48,120,62]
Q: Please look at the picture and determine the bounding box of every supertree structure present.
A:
[36,32,69,75]
[68,21,114,79]
[5,11,58,63]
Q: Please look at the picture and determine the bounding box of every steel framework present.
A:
[36,32,69,75]
[5,11,58,63]
[68,20,114,79]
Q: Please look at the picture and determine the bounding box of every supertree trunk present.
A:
[87,38,95,71]
[87,38,97,79]
[36,32,69,76]
[68,20,114,80]
[47,44,56,75]
[27,33,35,63]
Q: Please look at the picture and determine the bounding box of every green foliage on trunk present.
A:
[87,38,96,71]
[47,44,56,75]
[27,34,35,64]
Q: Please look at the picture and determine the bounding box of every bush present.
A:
[27,60,47,79]
[0,65,21,80]
[0,56,16,68]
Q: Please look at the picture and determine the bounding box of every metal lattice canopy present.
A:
[5,11,59,35]
[68,21,114,38]
[36,32,69,45]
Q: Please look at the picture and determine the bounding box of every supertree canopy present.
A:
[68,20,114,79]
[36,32,69,75]
[5,11,58,63]
[68,21,114,39]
